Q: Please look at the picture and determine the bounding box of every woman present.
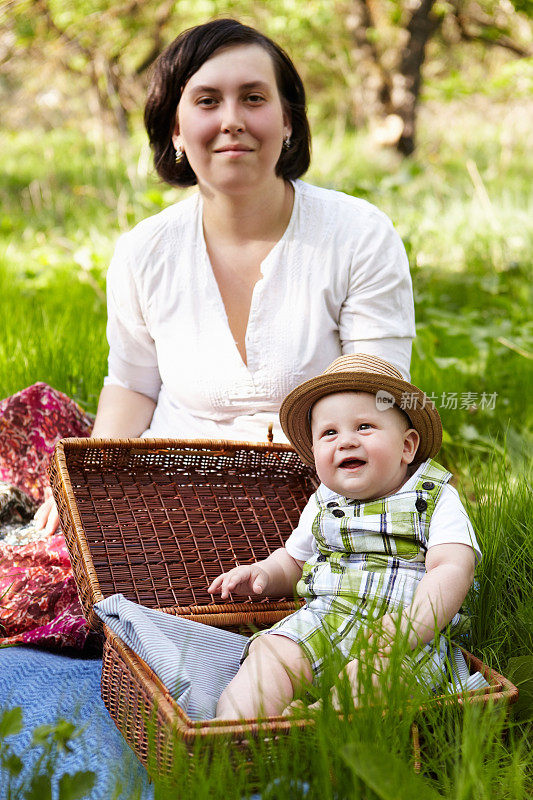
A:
[0,18,415,649]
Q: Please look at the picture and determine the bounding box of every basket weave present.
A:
[49,438,316,631]
[100,627,516,774]
[50,437,518,776]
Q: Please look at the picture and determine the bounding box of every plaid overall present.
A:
[245,459,464,690]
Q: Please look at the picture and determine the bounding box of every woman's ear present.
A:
[282,106,292,141]
[402,429,420,464]
[171,117,181,152]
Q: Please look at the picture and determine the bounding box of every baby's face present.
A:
[310,391,419,501]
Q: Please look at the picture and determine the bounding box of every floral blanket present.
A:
[0,383,99,650]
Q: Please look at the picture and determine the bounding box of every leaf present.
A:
[31,722,56,748]
[506,656,533,722]
[24,772,52,800]
[49,719,80,752]
[341,741,444,800]
[31,719,80,752]
[58,770,97,800]
[0,706,23,738]
[1,751,24,776]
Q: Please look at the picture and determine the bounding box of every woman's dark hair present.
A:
[144,18,311,187]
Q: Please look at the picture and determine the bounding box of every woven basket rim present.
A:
[55,436,299,452]
[104,630,519,739]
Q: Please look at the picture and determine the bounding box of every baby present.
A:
[209,354,479,719]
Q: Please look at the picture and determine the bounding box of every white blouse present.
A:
[104,180,415,444]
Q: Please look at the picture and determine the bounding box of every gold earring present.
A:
[175,145,184,164]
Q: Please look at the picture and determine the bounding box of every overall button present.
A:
[326,502,337,508]
[332,509,345,518]
[422,481,435,490]
[416,498,428,513]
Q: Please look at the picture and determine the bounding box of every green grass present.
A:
[0,266,107,410]
[466,459,533,670]
[0,98,531,797]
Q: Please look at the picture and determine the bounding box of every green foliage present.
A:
[31,720,80,752]
[507,656,533,722]
[417,701,531,800]
[0,709,96,799]
[510,0,533,17]
[58,770,98,800]
[464,458,533,670]
[0,263,107,410]
[342,741,444,799]
[140,680,532,799]
[3,0,532,137]
[0,707,23,738]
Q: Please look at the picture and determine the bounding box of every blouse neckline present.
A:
[195,181,299,371]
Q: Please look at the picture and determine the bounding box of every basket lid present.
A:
[50,438,317,630]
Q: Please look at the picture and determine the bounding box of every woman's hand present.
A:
[31,385,157,537]
[33,485,60,534]
[208,565,270,599]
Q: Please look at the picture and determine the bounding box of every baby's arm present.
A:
[395,542,476,647]
[208,548,304,600]
[365,543,476,652]
[399,483,480,646]
[367,544,474,669]
[338,543,476,705]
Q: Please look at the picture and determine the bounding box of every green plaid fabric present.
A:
[244,459,462,689]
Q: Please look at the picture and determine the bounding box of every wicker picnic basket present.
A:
[49,437,518,775]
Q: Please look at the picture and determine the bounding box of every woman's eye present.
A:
[197,97,217,107]
[246,94,265,104]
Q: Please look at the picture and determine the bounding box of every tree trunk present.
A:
[346,0,441,154]
[392,0,442,155]
[345,0,393,126]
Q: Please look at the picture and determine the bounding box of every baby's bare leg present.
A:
[215,634,313,720]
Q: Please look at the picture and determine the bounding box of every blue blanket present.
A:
[0,646,153,800]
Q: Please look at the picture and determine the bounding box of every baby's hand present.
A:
[208,564,270,600]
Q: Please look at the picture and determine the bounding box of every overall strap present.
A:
[412,459,452,540]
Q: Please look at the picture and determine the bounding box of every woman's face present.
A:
[173,44,292,196]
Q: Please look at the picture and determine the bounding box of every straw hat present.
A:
[279,354,442,466]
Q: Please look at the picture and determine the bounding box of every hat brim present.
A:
[279,371,442,467]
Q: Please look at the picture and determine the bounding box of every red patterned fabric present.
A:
[0,382,92,503]
[0,383,96,649]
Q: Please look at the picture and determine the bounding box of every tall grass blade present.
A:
[341,741,444,799]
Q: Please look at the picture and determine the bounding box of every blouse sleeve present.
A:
[339,209,415,380]
[103,234,162,402]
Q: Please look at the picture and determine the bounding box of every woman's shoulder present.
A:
[115,192,200,257]
[108,192,200,284]
[294,180,394,231]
